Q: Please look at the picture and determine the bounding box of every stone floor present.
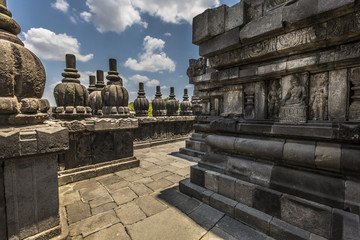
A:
[59,141,272,240]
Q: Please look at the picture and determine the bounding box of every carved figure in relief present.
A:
[281,75,307,106]
[310,76,328,120]
[268,80,281,118]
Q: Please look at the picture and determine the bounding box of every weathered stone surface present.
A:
[0,162,6,240]
[235,179,255,207]
[283,140,316,167]
[114,202,146,225]
[209,193,237,217]
[84,223,130,240]
[225,1,245,32]
[328,69,347,121]
[67,202,91,224]
[342,146,360,176]
[126,208,206,240]
[188,204,224,230]
[345,180,360,214]
[135,195,167,216]
[315,142,341,171]
[204,170,220,193]
[111,187,137,205]
[283,0,319,24]
[158,188,201,215]
[218,174,236,199]
[235,203,272,234]
[269,217,311,240]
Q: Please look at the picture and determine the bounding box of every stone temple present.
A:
[1,0,360,239]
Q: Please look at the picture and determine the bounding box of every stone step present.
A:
[189,132,208,142]
[185,139,210,152]
[179,147,205,158]
[180,178,359,240]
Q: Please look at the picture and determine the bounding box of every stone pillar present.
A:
[87,75,96,94]
[152,86,166,116]
[180,89,193,116]
[166,87,179,116]
[134,82,149,117]
[0,0,50,125]
[101,59,130,117]
[53,54,92,119]
[89,70,105,115]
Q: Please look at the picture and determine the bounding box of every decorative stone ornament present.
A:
[187,58,207,78]
[191,95,203,115]
[89,70,105,115]
[152,86,166,116]
[134,82,149,117]
[87,75,96,94]
[0,0,50,125]
[53,54,92,119]
[180,88,193,115]
[101,58,130,117]
[166,87,179,116]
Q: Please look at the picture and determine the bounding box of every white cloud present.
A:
[124,36,175,72]
[185,84,193,88]
[85,0,147,33]
[51,0,69,13]
[164,32,172,37]
[78,71,96,87]
[23,28,94,62]
[146,79,160,87]
[129,91,137,101]
[80,11,92,22]
[161,85,169,90]
[132,0,220,24]
[120,75,128,84]
[129,74,150,84]
[70,16,77,24]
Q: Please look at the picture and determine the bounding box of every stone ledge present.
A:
[58,157,139,186]
[134,135,191,150]
[0,124,69,159]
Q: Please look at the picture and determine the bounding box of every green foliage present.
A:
[148,102,153,117]
[128,102,134,111]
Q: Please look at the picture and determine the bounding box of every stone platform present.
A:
[58,142,272,240]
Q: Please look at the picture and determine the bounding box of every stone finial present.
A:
[166,87,179,116]
[53,54,92,119]
[134,82,149,117]
[88,76,96,94]
[180,88,193,116]
[89,70,105,115]
[152,86,166,116]
[101,58,129,117]
[0,1,50,125]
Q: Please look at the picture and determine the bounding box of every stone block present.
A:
[218,174,236,199]
[258,60,287,75]
[190,165,205,187]
[235,203,272,234]
[283,0,319,24]
[204,170,220,193]
[315,142,341,171]
[280,195,332,238]
[269,217,311,240]
[66,202,91,224]
[0,130,19,159]
[234,179,255,207]
[254,81,266,120]
[341,146,360,176]
[193,5,227,45]
[345,180,360,214]
[286,56,318,70]
[328,69,347,121]
[179,179,208,202]
[318,0,355,14]
[283,140,316,167]
[0,162,6,240]
[188,203,224,230]
[209,193,237,217]
[37,127,69,154]
[331,208,360,240]
[205,135,235,152]
[253,185,282,218]
[240,6,283,41]
[225,1,245,32]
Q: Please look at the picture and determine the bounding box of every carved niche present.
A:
[279,73,309,123]
[267,79,282,119]
[349,67,360,120]
[244,83,255,119]
[309,72,328,121]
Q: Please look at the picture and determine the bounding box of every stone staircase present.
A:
[179,132,210,159]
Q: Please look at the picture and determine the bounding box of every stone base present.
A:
[58,156,139,186]
[280,105,307,123]
[0,113,49,125]
[53,106,92,120]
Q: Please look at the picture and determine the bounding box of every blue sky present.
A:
[7,0,239,105]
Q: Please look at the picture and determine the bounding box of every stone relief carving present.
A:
[349,67,360,120]
[187,58,207,78]
[309,72,328,120]
[242,38,277,59]
[244,84,255,119]
[267,79,282,119]
[277,27,317,50]
[280,74,308,123]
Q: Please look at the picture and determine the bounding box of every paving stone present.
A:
[97,174,124,186]
[79,185,109,202]
[133,177,154,184]
[67,202,91,224]
[88,194,113,209]
[151,171,173,181]
[170,161,191,169]
[165,173,185,184]
[91,202,117,216]
[126,208,207,240]
[104,180,128,192]
[161,164,181,172]
[188,204,224,230]
[216,216,269,240]
[114,202,146,225]
[157,188,201,214]
[84,223,130,240]
[72,235,84,240]
[146,178,173,191]
[124,174,144,182]
[73,179,100,191]
[60,189,81,206]
[139,160,156,168]
[69,210,120,237]
[269,217,310,240]
[115,169,135,178]
[129,183,153,196]
[135,195,168,216]
[142,167,164,177]
[174,166,191,177]
[111,187,137,205]
[200,227,237,240]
